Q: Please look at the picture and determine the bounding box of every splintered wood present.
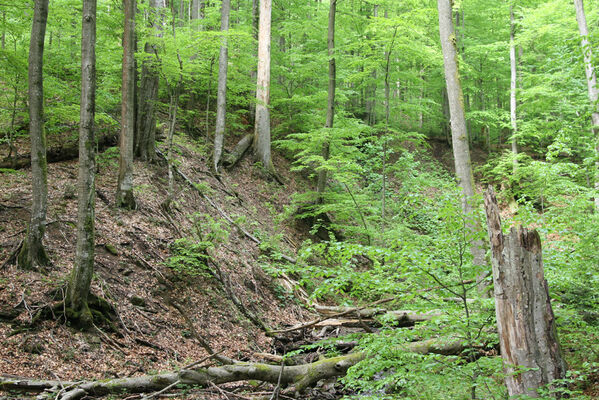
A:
[484,186,566,398]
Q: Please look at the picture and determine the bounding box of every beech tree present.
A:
[510,4,518,172]
[212,0,230,173]
[253,0,273,172]
[573,0,599,210]
[315,0,336,202]
[116,0,137,209]
[437,0,486,290]
[136,0,165,161]
[18,0,50,270]
[66,0,97,328]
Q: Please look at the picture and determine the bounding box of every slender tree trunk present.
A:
[510,5,518,173]
[248,0,259,125]
[166,90,179,206]
[67,0,97,329]
[316,0,336,202]
[136,0,165,161]
[437,0,487,294]
[253,0,274,171]
[381,27,398,237]
[484,187,567,397]
[116,0,137,209]
[19,0,50,270]
[573,0,599,210]
[213,0,231,172]
[1,11,5,50]
[191,0,204,29]
[205,57,214,134]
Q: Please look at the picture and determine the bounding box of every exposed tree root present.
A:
[0,338,468,399]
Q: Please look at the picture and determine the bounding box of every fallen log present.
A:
[0,338,467,399]
[222,134,252,168]
[313,310,441,329]
[0,130,117,170]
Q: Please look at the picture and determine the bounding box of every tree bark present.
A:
[116,0,137,209]
[437,0,487,294]
[316,0,336,202]
[67,0,97,329]
[253,0,274,172]
[18,0,50,270]
[573,0,599,210]
[213,0,231,172]
[510,5,518,173]
[484,187,567,398]
[222,134,253,167]
[135,0,165,161]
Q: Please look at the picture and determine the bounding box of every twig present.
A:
[141,379,181,400]
[209,381,230,399]
[269,361,285,400]
[182,350,224,370]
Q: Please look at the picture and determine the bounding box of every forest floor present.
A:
[3,134,597,399]
[0,131,328,399]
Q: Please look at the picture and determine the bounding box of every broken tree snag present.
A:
[483,186,567,398]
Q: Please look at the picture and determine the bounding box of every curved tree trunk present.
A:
[316,0,336,203]
[116,0,137,209]
[573,0,599,210]
[253,0,274,172]
[213,0,231,172]
[67,0,97,329]
[437,0,487,294]
[19,0,50,270]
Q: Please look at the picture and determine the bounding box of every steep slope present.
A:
[0,135,311,386]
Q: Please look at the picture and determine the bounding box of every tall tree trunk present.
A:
[510,5,518,173]
[248,0,259,125]
[573,0,599,210]
[437,0,487,294]
[67,0,97,329]
[484,187,567,397]
[316,0,336,202]
[135,0,165,161]
[213,0,231,172]
[381,26,397,239]
[19,0,50,270]
[116,0,137,209]
[253,0,274,171]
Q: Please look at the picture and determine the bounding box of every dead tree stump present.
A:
[484,186,567,398]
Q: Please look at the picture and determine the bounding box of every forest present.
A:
[1,0,599,398]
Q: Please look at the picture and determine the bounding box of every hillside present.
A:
[0,135,315,394]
